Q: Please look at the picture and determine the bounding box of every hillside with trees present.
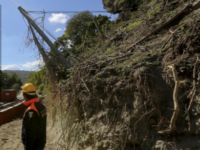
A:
[0,70,23,90]
[18,0,200,149]
[3,70,31,83]
[54,12,112,56]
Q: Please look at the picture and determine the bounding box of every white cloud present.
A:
[23,59,44,68]
[55,28,63,32]
[48,13,69,24]
[1,64,22,70]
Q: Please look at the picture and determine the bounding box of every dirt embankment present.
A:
[48,0,200,150]
[2,1,200,150]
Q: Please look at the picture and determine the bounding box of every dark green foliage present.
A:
[7,72,22,89]
[0,71,22,90]
[65,11,94,45]
[12,83,21,90]
[0,70,9,90]
[54,36,72,49]
[53,12,112,56]
[94,14,112,33]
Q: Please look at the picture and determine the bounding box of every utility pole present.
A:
[93,17,106,40]
[29,26,57,82]
[18,6,72,69]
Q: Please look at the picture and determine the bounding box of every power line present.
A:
[27,9,135,14]
[27,11,110,14]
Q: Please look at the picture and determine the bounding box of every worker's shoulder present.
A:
[34,102,46,110]
[34,102,47,118]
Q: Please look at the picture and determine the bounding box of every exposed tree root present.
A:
[81,78,91,93]
[168,65,180,132]
[186,56,199,132]
[158,64,180,134]
[134,108,155,127]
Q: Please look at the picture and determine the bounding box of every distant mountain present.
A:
[3,70,35,83]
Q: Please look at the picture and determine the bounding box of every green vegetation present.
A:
[0,70,22,90]
[3,70,30,83]
[27,67,47,92]
[104,48,113,55]
[118,0,125,5]
[12,83,21,90]
[54,12,112,56]
[148,0,159,7]
[122,19,142,31]
[65,11,94,45]
[148,5,160,18]
[38,83,45,91]
[0,70,8,90]
[27,67,57,95]
[128,19,142,30]
[75,43,85,53]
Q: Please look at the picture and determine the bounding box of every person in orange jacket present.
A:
[21,83,47,150]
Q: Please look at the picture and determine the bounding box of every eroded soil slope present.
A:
[48,1,200,150]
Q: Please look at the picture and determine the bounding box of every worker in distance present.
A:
[21,83,47,150]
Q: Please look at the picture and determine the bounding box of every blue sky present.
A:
[1,0,116,71]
